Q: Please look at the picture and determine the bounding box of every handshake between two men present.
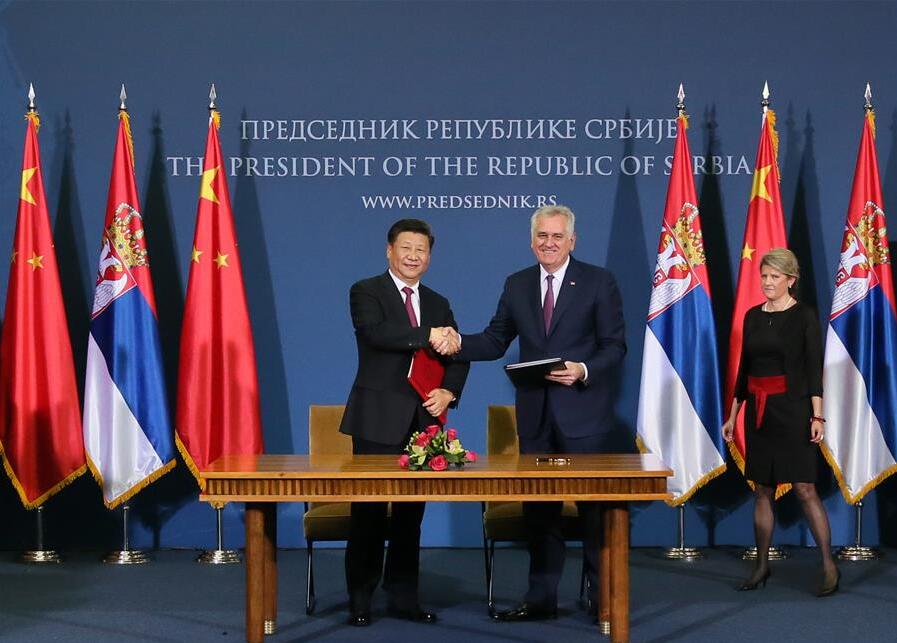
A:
[426,326,587,387]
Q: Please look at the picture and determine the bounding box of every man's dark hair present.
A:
[387,218,435,249]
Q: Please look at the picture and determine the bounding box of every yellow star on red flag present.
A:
[26,251,44,271]
[742,244,755,261]
[214,251,229,268]
[200,167,220,204]
[20,168,37,205]
[192,246,203,263]
[750,165,772,203]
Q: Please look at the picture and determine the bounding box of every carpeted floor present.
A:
[0,546,895,642]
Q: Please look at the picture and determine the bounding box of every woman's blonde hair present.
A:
[760,248,800,293]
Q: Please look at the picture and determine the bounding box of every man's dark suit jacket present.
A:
[458,256,626,443]
[339,271,470,445]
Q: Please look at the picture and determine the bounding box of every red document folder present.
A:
[407,348,447,424]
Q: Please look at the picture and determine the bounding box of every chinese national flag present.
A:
[176,111,264,487]
[724,109,788,487]
[0,112,86,507]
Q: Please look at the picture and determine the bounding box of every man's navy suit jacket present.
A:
[459,256,626,445]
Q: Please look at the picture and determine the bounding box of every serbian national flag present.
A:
[822,108,897,502]
[176,109,264,487]
[0,111,85,507]
[724,108,788,485]
[83,109,176,508]
[637,113,725,505]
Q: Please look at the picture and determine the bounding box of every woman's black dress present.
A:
[734,302,823,485]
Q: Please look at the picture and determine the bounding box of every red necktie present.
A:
[402,286,419,327]
[543,274,554,334]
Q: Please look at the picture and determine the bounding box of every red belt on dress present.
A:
[747,375,787,429]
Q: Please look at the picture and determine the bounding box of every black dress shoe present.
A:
[816,568,841,597]
[492,604,558,622]
[736,567,771,591]
[386,606,438,623]
[347,612,371,627]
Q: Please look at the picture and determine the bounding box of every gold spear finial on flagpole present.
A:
[209,83,217,110]
[676,83,685,117]
[27,83,36,113]
[761,81,770,114]
[120,84,128,111]
[864,82,873,112]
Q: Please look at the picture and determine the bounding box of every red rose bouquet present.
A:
[398,424,477,471]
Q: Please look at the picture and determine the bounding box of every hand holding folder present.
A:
[408,349,447,424]
[503,357,566,388]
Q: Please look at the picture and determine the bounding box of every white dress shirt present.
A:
[389,270,421,324]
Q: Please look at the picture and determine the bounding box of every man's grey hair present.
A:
[530,205,576,239]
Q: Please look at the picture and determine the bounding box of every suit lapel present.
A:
[529,266,545,336]
[547,257,580,337]
[418,285,435,327]
[380,272,412,326]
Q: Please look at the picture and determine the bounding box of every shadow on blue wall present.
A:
[234,109,293,456]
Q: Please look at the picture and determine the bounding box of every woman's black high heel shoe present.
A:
[737,567,771,591]
[816,568,840,597]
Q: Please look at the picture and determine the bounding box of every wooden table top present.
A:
[200,453,673,480]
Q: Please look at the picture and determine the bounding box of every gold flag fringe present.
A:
[175,434,205,490]
[868,109,876,139]
[671,464,726,507]
[87,453,177,510]
[0,440,86,508]
[766,108,781,181]
[119,110,136,168]
[726,439,746,475]
[210,109,221,130]
[635,435,726,506]
[680,113,689,130]
[820,441,897,505]
[25,111,40,131]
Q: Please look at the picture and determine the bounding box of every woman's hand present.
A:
[810,418,825,443]
[722,419,735,442]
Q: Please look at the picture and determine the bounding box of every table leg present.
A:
[598,506,611,635]
[245,502,265,643]
[264,505,278,635]
[608,503,630,643]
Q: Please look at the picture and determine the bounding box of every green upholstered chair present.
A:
[482,405,586,613]
[303,405,353,614]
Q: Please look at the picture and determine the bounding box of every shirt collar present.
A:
[540,256,571,283]
[388,269,419,294]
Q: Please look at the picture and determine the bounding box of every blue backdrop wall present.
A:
[1,0,896,550]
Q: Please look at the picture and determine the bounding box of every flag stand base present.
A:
[664,505,704,561]
[197,506,241,564]
[837,501,880,561]
[197,548,242,564]
[837,545,881,561]
[20,549,61,564]
[102,505,149,565]
[742,546,788,560]
[21,506,60,563]
[664,546,704,561]
[104,549,151,565]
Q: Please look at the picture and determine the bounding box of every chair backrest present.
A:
[308,405,352,455]
[487,405,519,456]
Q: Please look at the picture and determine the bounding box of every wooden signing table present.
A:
[200,453,671,643]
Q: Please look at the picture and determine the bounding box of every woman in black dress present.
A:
[722,249,839,596]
